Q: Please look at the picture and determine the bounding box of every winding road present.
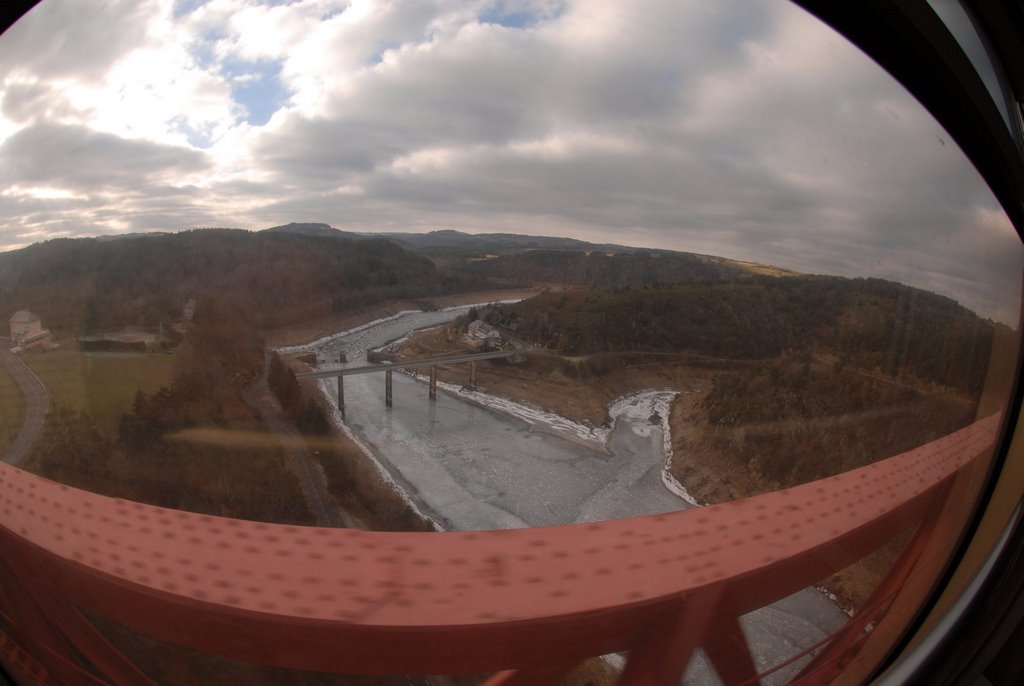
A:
[0,341,49,466]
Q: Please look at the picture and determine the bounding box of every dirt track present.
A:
[243,355,355,528]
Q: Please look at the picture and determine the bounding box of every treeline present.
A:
[495,276,996,393]
[444,248,749,288]
[690,356,976,489]
[26,301,312,524]
[267,353,329,435]
[266,352,435,533]
[0,229,484,334]
[703,354,918,425]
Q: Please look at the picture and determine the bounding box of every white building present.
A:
[465,319,502,350]
[9,310,51,350]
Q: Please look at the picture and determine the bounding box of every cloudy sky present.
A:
[0,0,1021,322]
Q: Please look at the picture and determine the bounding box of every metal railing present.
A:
[0,413,1000,685]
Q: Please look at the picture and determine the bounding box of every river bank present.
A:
[279,301,702,530]
[278,301,708,528]
[392,322,899,611]
[282,305,848,684]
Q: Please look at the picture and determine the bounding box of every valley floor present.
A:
[392,324,977,611]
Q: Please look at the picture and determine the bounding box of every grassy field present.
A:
[24,351,174,436]
[0,362,26,453]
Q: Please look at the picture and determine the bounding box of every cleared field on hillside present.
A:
[25,351,174,435]
[0,362,26,453]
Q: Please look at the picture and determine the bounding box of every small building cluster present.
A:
[464,320,502,351]
[8,310,52,352]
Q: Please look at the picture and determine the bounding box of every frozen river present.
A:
[282,306,849,683]
[282,306,689,529]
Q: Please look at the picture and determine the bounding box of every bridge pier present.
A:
[385,369,393,408]
[469,361,477,390]
[429,365,437,400]
[336,376,345,420]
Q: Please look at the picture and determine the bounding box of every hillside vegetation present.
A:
[485,273,1006,507]
[0,225,794,336]
[0,229,480,333]
[495,276,996,393]
[694,357,976,484]
[471,274,1007,610]
[434,247,751,287]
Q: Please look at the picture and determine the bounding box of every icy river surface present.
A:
[284,306,848,684]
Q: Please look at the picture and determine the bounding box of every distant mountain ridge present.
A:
[261,224,630,253]
[257,224,796,278]
[375,229,628,253]
[92,232,173,242]
[3,222,801,282]
[261,222,363,240]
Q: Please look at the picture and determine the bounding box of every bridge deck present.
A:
[0,413,1000,683]
[296,349,516,378]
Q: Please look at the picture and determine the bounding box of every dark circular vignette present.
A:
[0,1,37,37]
[0,2,1022,685]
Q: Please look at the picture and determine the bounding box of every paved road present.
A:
[243,358,353,528]
[0,341,49,465]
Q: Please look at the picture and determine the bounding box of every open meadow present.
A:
[24,350,174,436]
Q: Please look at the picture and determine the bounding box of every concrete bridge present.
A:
[296,350,517,419]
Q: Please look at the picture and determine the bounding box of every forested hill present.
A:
[494,276,999,393]
[0,229,480,333]
[374,229,761,286]
[0,225,796,336]
[261,222,363,239]
[445,248,752,287]
[383,229,623,253]
[231,224,785,291]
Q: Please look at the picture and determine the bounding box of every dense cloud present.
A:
[0,0,1020,322]
[0,123,208,189]
[0,0,157,81]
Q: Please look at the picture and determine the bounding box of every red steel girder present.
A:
[0,413,1000,677]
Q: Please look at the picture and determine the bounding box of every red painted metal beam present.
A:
[0,413,1000,680]
[0,628,52,685]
